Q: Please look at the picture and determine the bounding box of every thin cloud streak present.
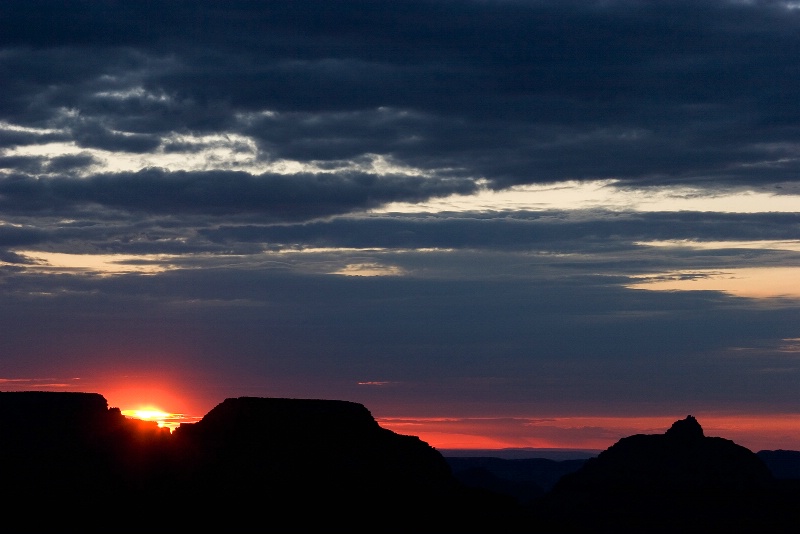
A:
[627,267,800,299]
[376,181,800,214]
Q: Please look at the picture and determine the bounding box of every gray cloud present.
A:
[203,211,800,252]
[1,0,799,188]
[0,168,476,220]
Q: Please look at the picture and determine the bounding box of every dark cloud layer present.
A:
[0,169,475,219]
[2,1,800,438]
[204,211,800,252]
[1,0,800,192]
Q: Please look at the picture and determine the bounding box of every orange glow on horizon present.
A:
[84,371,211,431]
[121,406,190,431]
[2,374,798,452]
[96,374,206,420]
[0,373,209,426]
[377,413,800,452]
[127,409,171,421]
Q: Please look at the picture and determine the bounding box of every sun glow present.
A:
[128,408,171,421]
[121,407,186,431]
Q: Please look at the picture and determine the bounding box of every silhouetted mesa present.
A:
[537,416,798,533]
[171,397,476,529]
[0,392,522,532]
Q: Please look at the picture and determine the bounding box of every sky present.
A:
[2,0,800,452]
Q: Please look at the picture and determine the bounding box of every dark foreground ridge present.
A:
[0,392,519,532]
[1,394,799,533]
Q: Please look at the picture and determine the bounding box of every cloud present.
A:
[1,0,799,190]
[72,122,161,153]
[0,153,98,175]
[0,168,476,220]
[202,211,800,254]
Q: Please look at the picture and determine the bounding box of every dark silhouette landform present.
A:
[1,392,799,533]
[534,415,800,532]
[0,392,519,532]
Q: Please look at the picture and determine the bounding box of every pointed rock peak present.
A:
[665,415,704,441]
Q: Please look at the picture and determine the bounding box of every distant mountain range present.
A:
[1,392,799,532]
[444,445,800,507]
[440,448,601,461]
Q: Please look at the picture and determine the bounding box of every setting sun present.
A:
[128,409,171,421]
[121,407,186,431]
